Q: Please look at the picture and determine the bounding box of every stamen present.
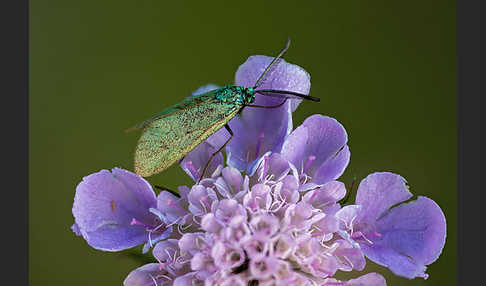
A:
[262,156,270,179]
[265,173,274,184]
[300,173,311,185]
[167,216,184,228]
[254,132,265,159]
[348,215,357,236]
[192,215,202,225]
[177,224,184,235]
[213,181,231,199]
[199,197,209,213]
[176,256,189,264]
[148,274,159,286]
[165,249,173,262]
[304,155,316,173]
[157,274,172,281]
[269,199,286,213]
[148,223,168,248]
[342,255,354,269]
[130,218,153,229]
[352,232,374,245]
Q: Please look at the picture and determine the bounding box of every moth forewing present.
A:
[133,93,242,177]
[125,89,219,132]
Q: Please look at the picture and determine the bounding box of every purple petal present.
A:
[361,196,446,279]
[226,56,311,174]
[334,239,366,271]
[315,145,350,184]
[123,263,173,286]
[222,166,244,192]
[72,168,158,251]
[173,272,198,286]
[346,273,387,286]
[187,185,218,216]
[281,115,350,185]
[226,105,291,175]
[303,180,346,209]
[355,172,412,232]
[336,205,362,231]
[254,153,293,183]
[152,239,179,262]
[180,141,224,182]
[234,55,311,112]
[156,191,189,225]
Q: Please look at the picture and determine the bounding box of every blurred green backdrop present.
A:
[30,0,456,285]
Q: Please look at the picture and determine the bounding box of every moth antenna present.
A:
[255,89,320,102]
[252,38,291,89]
[339,176,357,205]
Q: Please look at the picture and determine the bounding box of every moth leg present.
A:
[338,177,357,205]
[198,124,234,183]
[245,98,287,109]
[177,155,186,165]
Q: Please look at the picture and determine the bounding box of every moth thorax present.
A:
[242,87,256,104]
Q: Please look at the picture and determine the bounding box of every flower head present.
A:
[72,53,446,286]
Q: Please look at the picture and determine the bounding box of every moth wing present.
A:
[125,90,218,132]
[134,97,240,177]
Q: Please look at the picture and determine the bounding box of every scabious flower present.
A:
[72,54,446,286]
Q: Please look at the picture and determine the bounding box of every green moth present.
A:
[127,39,320,180]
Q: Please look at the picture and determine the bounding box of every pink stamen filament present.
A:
[304,155,316,173]
[131,218,167,239]
[130,218,154,230]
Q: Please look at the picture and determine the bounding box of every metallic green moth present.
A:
[127,39,319,179]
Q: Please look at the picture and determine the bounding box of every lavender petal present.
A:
[72,168,157,251]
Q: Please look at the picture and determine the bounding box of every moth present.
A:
[127,39,319,181]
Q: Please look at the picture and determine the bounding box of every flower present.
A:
[71,168,173,252]
[336,172,447,279]
[72,53,446,286]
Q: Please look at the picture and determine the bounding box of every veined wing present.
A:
[134,97,241,177]
[125,89,219,132]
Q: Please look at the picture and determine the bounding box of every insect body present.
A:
[130,86,255,177]
[127,39,319,180]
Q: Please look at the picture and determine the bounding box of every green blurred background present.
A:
[30,0,456,285]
